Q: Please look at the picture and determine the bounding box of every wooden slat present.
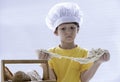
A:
[1,60,56,82]
[2,60,48,64]
[1,60,5,82]
[4,81,56,82]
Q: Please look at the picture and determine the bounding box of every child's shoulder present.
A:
[77,46,88,52]
[48,46,58,52]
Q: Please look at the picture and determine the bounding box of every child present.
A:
[39,2,110,82]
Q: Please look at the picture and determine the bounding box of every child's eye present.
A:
[61,27,66,30]
[70,26,75,30]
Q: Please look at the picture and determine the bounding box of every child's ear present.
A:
[77,28,79,33]
[54,29,58,36]
[54,31,58,36]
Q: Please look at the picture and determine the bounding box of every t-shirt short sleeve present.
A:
[48,59,54,69]
[80,63,93,72]
[79,50,93,72]
[48,48,55,69]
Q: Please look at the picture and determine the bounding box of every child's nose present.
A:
[65,29,71,34]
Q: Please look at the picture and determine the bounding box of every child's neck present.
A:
[59,42,77,49]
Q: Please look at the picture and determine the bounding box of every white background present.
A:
[0,0,120,82]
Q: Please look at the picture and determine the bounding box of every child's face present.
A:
[55,23,79,43]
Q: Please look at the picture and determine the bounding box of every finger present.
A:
[106,53,110,61]
[103,54,106,60]
[37,50,43,58]
[104,53,110,61]
[44,55,48,59]
[104,50,110,54]
[39,53,47,59]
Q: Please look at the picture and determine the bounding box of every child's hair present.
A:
[46,2,83,32]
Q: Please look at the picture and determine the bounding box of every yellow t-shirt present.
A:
[48,46,92,82]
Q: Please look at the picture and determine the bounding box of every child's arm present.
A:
[41,64,56,80]
[80,50,110,82]
[37,50,56,80]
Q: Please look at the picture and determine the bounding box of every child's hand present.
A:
[37,50,50,60]
[95,50,110,64]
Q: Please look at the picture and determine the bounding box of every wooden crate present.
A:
[1,60,56,82]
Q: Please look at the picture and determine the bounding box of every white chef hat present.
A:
[46,2,83,32]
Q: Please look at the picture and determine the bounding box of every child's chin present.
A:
[65,40,74,43]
